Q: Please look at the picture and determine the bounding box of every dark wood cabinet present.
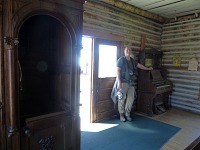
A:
[0,0,84,149]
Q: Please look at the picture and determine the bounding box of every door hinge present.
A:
[0,102,2,109]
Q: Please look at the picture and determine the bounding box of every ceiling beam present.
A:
[100,0,166,23]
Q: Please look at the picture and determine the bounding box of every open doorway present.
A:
[80,36,92,124]
[80,37,120,124]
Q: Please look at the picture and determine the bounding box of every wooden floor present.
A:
[146,108,200,150]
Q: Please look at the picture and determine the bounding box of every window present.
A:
[98,45,117,78]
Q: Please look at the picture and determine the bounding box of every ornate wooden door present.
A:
[1,0,84,149]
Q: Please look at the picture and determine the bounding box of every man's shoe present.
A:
[126,116,132,121]
[120,113,126,122]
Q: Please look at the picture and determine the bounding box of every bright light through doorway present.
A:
[80,36,92,124]
[80,37,118,131]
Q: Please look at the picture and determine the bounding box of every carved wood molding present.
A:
[38,136,55,150]
[4,37,19,49]
[7,129,18,138]
[4,36,19,139]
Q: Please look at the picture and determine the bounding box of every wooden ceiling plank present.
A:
[128,0,164,7]
[144,0,185,10]
[120,0,200,18]
[152,0,200,14]
[160,7,200,18]
[148,0,199,13]
[126,0,146,7]
[161,5,200,15]
[176,9,200,18]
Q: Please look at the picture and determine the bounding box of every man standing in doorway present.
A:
[116,47,153,122]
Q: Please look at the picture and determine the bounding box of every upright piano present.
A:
[137,49,172,116]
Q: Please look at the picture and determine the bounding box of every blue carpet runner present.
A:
[81,114,181,150]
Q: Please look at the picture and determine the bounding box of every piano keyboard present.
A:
[156,84,171,94]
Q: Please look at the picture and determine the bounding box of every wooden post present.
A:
[140,35,146,51]
[3,0,20,149]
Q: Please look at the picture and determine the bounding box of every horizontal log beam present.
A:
[101,0,166,23]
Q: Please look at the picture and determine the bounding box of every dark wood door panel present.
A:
[98,100,115,113]
[21,112,72,150]
[97,110,117,121]
[99,78,116,89]
[98,89,112,101]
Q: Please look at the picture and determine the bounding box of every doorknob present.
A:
[25,128,32,137]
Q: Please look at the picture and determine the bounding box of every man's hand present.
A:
[148,67,153,70]
[137,63,153,71]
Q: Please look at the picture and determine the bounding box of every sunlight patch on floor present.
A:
[81,122,119,132]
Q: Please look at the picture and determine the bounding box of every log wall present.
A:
[83,1,163,50]
[162,17,200,114]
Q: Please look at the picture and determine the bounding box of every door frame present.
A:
[91,38,121,122]
[0,17,6,150]
[0,6,5,148]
